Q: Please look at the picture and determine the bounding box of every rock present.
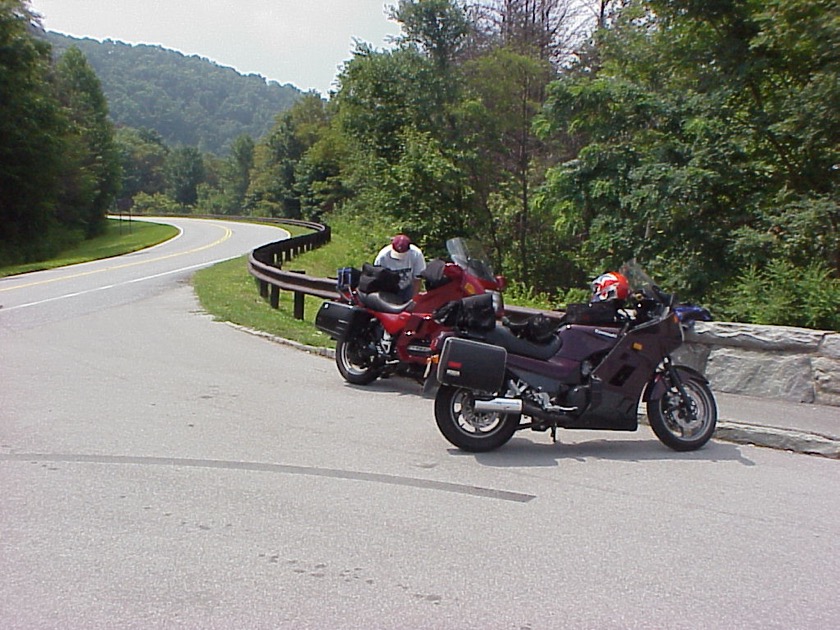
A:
[819,334,840,360]
[691,322,825,353]
[813,357,840,406]
[672,342,710,374]
[705,347,815,403]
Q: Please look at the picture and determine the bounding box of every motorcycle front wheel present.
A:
[434,385,520,452]
[335,334,382,385]
[647,373,717,451]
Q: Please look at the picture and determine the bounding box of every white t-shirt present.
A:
[374,244,426,298]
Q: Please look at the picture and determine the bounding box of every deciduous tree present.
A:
[0,0,65,262]
[53,45,122,237]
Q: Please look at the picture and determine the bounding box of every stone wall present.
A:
[673,322,840,407]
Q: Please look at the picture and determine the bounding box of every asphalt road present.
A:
[2,217,839,629]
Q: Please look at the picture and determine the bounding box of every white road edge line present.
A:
[0,256,237,312]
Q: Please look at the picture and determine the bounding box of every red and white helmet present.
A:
[591,271,630,303]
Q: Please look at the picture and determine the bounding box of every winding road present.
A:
[2,217,839,629]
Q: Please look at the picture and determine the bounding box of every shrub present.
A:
[716,260,840,331]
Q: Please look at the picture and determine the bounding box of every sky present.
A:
[29,0,403,95]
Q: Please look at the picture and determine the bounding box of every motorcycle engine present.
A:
[551,383,589,412]
[564,385,589,411]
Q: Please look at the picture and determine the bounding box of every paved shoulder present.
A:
[715,393,840,458]
[233,327,840,459]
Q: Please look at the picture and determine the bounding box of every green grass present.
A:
[0,218,179,278]
[193,255,333,348]
[192,215,387,349]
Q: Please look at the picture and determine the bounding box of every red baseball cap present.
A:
[391,234,411,257]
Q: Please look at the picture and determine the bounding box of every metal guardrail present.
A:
[247,220,562,322]
[247,219,336,318]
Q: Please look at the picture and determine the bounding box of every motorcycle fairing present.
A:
[574,312,683,428]
[573,377,639,431]
[371,310,411,336]
[593,313,682,394]
[506,314,683,431]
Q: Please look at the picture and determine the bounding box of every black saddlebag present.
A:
[358,263,400,294]
[315,301,369,340]
[433,293,496,332]
[437,337,507,394]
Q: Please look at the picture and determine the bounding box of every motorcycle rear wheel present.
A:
[647,373,717,451]
[335,336,381,385]
[435,385,520,452]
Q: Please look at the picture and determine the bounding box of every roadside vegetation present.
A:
[192,214,391,349]
[4,0,838,329]
[192,211,578,349]
[0,218,178,278]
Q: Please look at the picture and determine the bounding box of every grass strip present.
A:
[192,215,390,349]
[0,219,178,278]
[193,255,333,348]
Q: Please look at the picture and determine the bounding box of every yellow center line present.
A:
[0,225,233,293]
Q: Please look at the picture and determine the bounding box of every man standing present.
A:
[374,234,426,302]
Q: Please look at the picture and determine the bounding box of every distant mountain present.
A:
[43,31,303,155]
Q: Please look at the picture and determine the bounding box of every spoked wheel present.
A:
[434,385,520,452]
[335,334,382,385]
[647,373,717,451]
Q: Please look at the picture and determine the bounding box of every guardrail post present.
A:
[294,292,305,320]
[248,221,336,316]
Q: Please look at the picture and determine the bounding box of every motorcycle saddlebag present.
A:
[358,263,400,294]
[437,337,507,394]
[315,301,369,340]
[433,293,496,331]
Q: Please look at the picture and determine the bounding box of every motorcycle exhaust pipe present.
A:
[473,398,524,414]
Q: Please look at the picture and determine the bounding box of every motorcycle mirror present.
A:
[495,275,507,291]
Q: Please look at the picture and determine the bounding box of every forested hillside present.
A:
[43,31,301,155]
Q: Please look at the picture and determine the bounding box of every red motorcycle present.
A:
[315,238,505,385]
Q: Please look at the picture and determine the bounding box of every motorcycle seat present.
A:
[358,291,414,314]
[480,323,563,360]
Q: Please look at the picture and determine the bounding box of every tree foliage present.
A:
[1,1,120,262]
[536,0,839,324]
[0,0,64,263]
[116,127,169,202]
[53,45,121,237]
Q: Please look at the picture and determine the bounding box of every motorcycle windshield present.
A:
[619,259,656,295]
[446,238,497,283]
[619,259,676,308]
